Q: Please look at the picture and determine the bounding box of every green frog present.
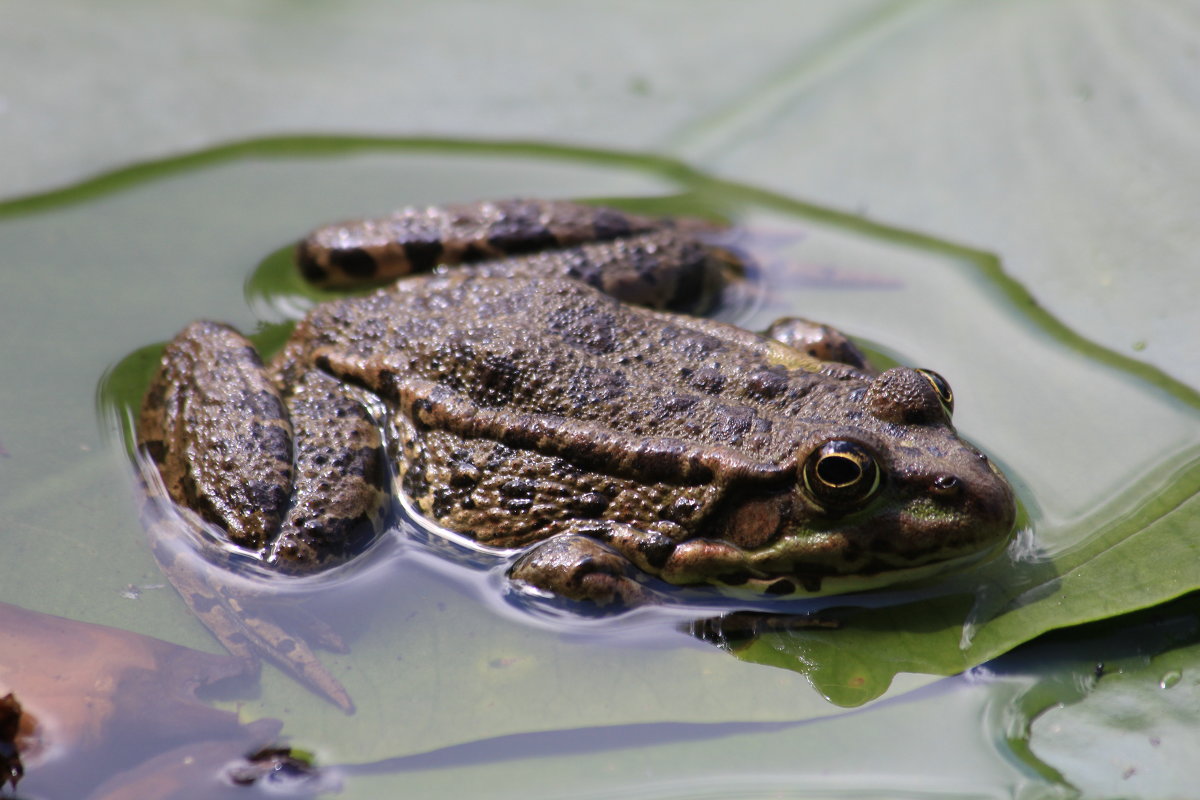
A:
[137,199,1016,711]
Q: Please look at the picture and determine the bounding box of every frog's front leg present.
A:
[138,321,389,712]
[509,527,655,607]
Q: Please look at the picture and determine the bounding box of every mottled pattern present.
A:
[296,198,669,289]
[269,258,1013,596]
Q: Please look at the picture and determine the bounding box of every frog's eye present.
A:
[802,440,881,511]
[915,368,954,416]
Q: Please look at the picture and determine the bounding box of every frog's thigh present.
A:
[763,316,871,370]
[269,371,390,571]
[138,320,293,550]
[477,231,733,313]
[509,529,651,607]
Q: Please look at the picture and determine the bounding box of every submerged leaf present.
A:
[0,602,281,797]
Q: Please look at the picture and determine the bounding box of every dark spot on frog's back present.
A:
[709,404,767,442]
[663,327,726,359]
[472,353,519,405]
[567,366,629,405]
[654,394,699,420]
[687,366,726,394]
[500,478,537,498]
[577,491,610,517]
[746,366,789,400]
[546,304,619,355]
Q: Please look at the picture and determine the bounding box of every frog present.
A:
[136,198,1016,712]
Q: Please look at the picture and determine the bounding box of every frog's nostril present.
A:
[931,475,962,499]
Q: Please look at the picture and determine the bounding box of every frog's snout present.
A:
[925,452,1018,543]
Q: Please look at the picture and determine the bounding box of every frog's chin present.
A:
[710,539,1009,599]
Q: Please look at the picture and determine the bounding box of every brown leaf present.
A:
[0,601,281,797]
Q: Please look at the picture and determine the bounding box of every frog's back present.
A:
[276,267,860,469]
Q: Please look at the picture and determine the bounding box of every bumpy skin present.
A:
[137,198,1016,709]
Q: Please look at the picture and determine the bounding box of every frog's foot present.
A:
[144,517,357,714]
[509,533,652,608]
[763,316,872,371]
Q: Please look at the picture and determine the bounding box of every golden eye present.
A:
[802,440,881,512]
[916,368,954,416]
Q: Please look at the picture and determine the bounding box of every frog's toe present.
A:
[224,595,355,714]
[509,534,650,607]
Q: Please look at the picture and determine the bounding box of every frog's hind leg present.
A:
[138,320,293,551]
[139,510,357,714]
[138,321,383,713]
[473,230,741,314]
[269,369,391,572]
[295,198,666,289]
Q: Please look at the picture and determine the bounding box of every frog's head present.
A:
[664,366,1017,596]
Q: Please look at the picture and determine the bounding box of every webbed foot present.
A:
[143,508,356,713]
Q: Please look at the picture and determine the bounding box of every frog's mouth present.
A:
[657,491,1017,598]
[705,541,1011,598]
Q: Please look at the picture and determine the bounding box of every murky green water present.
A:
[3,138,1198,798]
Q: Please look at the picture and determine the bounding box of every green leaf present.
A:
[1027,615,1200,798]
